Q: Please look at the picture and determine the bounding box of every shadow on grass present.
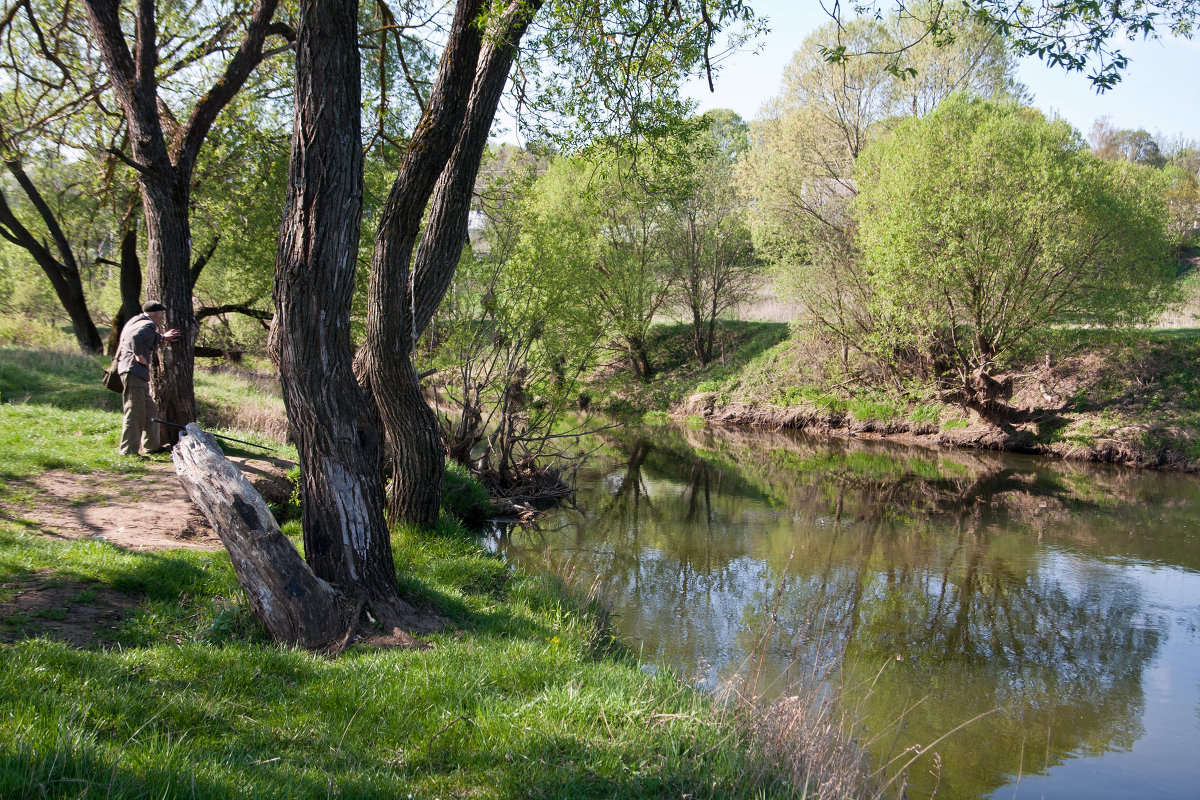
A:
[647,320,790,374]
[0,525,221,605]
[0,347,117,412]
[0,638,726,800]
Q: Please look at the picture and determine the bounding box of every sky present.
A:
[681,0,1200,145]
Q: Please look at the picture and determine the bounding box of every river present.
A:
[487,423,1200,800]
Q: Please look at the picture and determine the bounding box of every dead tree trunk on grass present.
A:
[172,423,351,650]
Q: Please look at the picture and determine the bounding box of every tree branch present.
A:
[175,0,281,171]
[196,302,272,321]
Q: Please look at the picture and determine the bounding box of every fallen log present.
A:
[171,422,352,650]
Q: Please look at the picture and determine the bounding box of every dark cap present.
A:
[141,301,166,313]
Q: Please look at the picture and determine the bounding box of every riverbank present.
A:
[0,344,865,799]
[588,323,1200,473]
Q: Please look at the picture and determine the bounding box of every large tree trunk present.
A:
[82,0,280,437]
[359,0,486,527]
[273,0,430,636]
[366,0,542,526]
[141,174,197,438]
[172,423,350,649]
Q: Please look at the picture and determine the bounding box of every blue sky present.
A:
[681,0,1200,144]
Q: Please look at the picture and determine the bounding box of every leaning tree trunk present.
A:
[273,0,430,636]
[173,424,350,649]
[367,0,542,526]
[360,0,485,527]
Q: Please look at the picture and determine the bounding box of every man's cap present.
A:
[141,301,166,313]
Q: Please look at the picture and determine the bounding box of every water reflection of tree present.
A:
[501,425,1179,799]
[736,499,1157,800]
[648,427,1167,798]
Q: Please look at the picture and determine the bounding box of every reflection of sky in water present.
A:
[492,428,1200,800]
[988,563,1200,800]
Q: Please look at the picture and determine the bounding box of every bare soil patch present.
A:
[0,456,294,553]
[0,573,137,647]
[0,455,294,648]
[2,463,222,551]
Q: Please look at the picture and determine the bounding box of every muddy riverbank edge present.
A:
[681,393,1200,473]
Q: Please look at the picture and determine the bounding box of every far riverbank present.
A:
[586,322,1200,474]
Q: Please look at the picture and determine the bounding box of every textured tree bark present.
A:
[141,172,197,438]
[172,423,349,650]
[365,0,542,526]
[81,0,280,439]
[359,0,486,527]
[273,0,431,638]
[106,217,144,356]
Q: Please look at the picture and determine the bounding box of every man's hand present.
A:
[162,328,182,343]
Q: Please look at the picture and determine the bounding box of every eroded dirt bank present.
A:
[683,396,1200,473]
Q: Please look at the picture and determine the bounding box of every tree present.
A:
[738,12,1024,368]
[666,110,760,365]
[80,0,289,439]
[585,146,688,381]
[432,149,601,503]
[357,0,762,526]
[855,95,1175,414]
[0,148,107,352]
[271,0,763,638]
[1090,117,1166,167]
[271,0,432,640]
[0,0,125,354]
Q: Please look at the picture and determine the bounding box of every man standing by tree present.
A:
[116,301,181,456]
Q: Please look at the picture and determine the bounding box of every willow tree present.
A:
[357,0,763,526]
[273,0,762,636]
[738,12,1026,367]
[855,95,1175,414]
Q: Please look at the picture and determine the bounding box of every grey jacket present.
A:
[116,313,162,381]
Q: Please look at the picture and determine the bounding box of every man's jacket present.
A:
[116,313,161,381]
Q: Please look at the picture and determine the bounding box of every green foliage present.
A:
[518,1,765,152]
[856,95,1176,388]
[0,317,80,353]
[441,462,493,529]
[847,394,902,422]
[739,12,1027,375]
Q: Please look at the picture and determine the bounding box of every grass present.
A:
[0,520,773,799]
[590,321,789,415]
[0,342,870,799]
[585,317,1200,469]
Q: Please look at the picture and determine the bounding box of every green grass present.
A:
[0,517,772,799]
[590,321,789,414]
[0,343,812,799]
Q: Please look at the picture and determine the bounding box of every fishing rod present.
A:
[152,418,275,452]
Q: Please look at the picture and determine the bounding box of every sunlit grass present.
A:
[0,343,855,799]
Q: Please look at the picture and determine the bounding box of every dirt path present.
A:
[0,456,294,552]
[0,455,294,647]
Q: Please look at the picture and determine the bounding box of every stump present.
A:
[172,423,350,650]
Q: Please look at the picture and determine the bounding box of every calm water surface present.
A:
[488,424,1200,800]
